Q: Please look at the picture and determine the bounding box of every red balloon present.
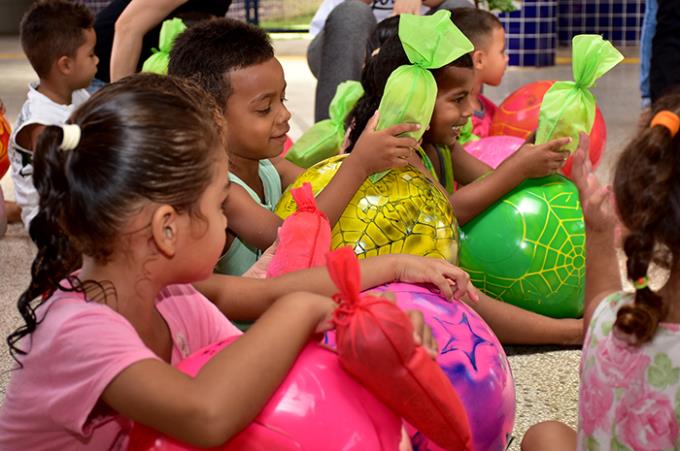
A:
[490,80,606,177]
[0,113,11,179]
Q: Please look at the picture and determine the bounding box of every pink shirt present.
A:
[471,94,498,138]
[0,283,241,450]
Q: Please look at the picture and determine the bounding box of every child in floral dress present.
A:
[522,95,680,451]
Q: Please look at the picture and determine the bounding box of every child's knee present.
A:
[521,421,576,451]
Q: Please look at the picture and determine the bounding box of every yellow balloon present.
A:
[275,155,459,263]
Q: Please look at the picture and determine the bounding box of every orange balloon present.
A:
[0,113,10,179]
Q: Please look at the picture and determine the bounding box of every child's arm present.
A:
[101,292,335,447]
[450,142,492,184]
[571,134,621,329]
[194,254,478,321]
[450,136,571,225]
[14,124,46,152]
[222,184,281,251]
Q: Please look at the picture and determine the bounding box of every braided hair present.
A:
[613,93,680,344]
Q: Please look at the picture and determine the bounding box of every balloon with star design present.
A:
[376,283,515,451]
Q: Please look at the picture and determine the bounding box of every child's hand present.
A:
[571,132,618,234]
[406,309,438,359]
[394,255,480,302]
[507,136,571,178]
[242,234,279,278]
[348,111,421,178]
[366,291,439,359]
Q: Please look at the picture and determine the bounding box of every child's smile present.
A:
[426,65,476,147]
[225,57,292,161]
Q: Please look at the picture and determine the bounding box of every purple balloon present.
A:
[464,135,524,169]
[371,283,516,451]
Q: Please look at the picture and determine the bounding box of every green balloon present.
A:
[459,175,585,318]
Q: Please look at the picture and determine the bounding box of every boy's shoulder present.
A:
[13,83,90,136]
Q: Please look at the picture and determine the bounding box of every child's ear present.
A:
[472,49,485,71]
[151,205,179,258]
[55,55,74,75]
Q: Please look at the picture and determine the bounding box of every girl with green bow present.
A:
[346,11,583,346]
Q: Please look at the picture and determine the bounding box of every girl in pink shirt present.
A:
[0,73,476,450]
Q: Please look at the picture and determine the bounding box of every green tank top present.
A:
[214,159,282,276]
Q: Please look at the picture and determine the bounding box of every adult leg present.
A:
[310,0,376,122]
[639,0,658,109]
[650,2,680,103]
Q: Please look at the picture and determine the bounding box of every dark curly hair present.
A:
[612,93,680,344]
[7,74,224,362]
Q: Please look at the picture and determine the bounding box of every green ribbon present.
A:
[142,18,187,75]
[535,35,623,153]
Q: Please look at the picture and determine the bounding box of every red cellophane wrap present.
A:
[327,247,473,451]
[266,182,332,278]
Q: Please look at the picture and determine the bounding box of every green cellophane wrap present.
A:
[457,118,479,145]
[142,18,187,75]
[371,10,473,182]
[376,10,474,141]
[285,81,364,168]
[535,35,623,153]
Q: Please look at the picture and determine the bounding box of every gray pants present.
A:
[307,0,474,121]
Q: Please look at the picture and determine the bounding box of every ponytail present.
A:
[613,96,680,345]
[7,125,82,361]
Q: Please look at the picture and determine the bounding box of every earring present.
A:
[164,227,172,238]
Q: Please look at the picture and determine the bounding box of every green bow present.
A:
[536,35,623,153]
[142,18,187,75]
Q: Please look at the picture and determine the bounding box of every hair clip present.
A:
[59,123,81,151]
[650,110,680,138]
[632,276,649,290]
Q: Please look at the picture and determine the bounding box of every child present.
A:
[345,15,582,345]
[347,17,569,226]
[522,100,680,450]
[449,7,508,138]
[9,0,97,230]
[0,73,460,448]
[168,18,420,276]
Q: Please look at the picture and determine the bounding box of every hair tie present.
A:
[650,111,680,137]
[632,276,649,290]
[59,124,81,151]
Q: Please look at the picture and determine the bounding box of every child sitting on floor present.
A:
[0,73,457,449]
[344,12,581,346]
[168,18,420,276]
[448,7,508,138]
[522,97,680,451]
[9,0,98,230]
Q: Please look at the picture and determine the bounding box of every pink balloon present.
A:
[463,135,525,169]
[127,338,402,451]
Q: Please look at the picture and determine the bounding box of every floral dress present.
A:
[578,291,680,451]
